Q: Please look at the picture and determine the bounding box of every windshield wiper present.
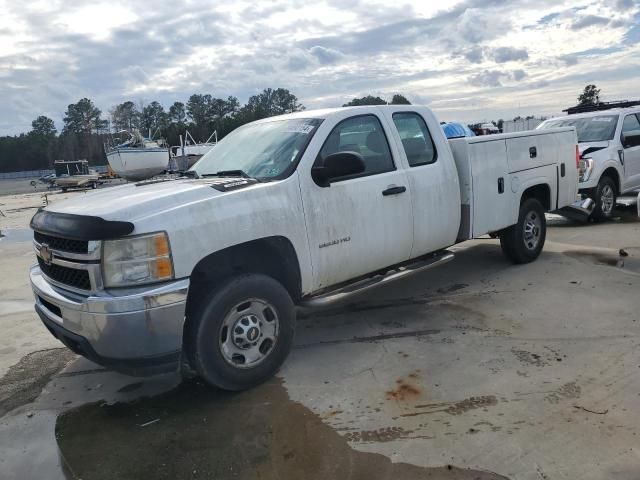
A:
[200,170,258,180]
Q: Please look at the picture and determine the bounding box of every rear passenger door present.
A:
[382,108,461,257]
[299,112,413,289]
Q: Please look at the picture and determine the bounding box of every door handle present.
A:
[382,185,407,196]
[529,147,537,158]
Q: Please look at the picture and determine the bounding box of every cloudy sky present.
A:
[1,0,639,135]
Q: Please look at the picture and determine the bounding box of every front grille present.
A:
[34,231,88,254]
[37,257,91,290]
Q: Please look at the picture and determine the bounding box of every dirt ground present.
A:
[0,184,639,480]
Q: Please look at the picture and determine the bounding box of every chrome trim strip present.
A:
[33,239,102,261]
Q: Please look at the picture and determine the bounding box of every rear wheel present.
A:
[590,176,616,222]
[185,274,295,391]
[500,198,546,264]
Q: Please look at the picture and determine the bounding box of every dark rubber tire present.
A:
[185,274,295,391]
[590,176,617,222]
[500,198,546,264]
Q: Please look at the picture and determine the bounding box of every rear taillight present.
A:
[575,145,580,168]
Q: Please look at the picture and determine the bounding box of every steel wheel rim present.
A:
[219,298,279,369]
[600,185,614,215]
[523,210,542,251]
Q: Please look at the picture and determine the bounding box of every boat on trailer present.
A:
[171,130,217,171]
[105,130,170,181]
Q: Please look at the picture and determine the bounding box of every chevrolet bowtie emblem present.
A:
[40,243,53,266]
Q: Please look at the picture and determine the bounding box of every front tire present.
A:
[185,274,295,391]
[590,176,616,222]
[500,198,546,264]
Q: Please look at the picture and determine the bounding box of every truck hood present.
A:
[578,141,610,156]
[42,178,255,222]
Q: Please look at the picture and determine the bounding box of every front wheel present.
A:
[185,274,295,391]
[500,198,546,264]
[590,176,616,222]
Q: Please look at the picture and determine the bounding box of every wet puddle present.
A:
[0,228,32,244]
[565,248,640,275]
[55,379,507,480]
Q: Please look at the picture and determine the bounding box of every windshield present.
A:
[538,115,618,142]
[192,118,322,179]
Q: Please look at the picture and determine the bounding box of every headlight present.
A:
[102,232,174,287]
[578,157,593,182]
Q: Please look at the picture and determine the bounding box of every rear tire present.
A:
[590,176,616,222]
[500,198,546,264]
[185,274,295,391]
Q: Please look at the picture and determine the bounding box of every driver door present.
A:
[621,113,640,190]
[299,112,413,290]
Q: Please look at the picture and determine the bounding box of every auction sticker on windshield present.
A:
[592,117,614,122]
[285,122,316,134]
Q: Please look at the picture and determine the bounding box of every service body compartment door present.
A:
[505,134,550,173]
[468,139,514,236]
[550,130,578,209]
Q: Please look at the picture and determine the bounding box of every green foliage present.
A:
[343,93,412,106]
[110,101,140,131]
[31,116,57,137]
[140,101,168,135]
[390,94,411,105]
[63,98,106,135]
[343,95,388,107]
[578,84,600,106]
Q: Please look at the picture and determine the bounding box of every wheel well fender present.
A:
[520,183,551,211]
[184,236,301,332]
[600,167,620,194]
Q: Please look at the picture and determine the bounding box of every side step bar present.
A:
[300,250,455,308]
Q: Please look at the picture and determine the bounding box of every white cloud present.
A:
[0,0,639,133]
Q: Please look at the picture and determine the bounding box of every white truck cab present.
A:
[30,105,579,390]
[538,107,640,220]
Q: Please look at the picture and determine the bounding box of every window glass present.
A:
[193,118,321,179]
[538,115,618,142]
[319,115,394,178]
[622,114,640,133]
[392,112,437,166]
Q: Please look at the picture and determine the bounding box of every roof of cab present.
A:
[251,105,424,123]
[546,106,640,122]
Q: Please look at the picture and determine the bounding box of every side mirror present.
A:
[622,132,640,149]
[311,151,366,187]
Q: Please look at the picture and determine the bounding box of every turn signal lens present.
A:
[154,234,170,256]
[154,257,173,278]
[575,145,580,168]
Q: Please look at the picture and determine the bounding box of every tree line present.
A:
[0,84,603,173]
[0,88,304,173]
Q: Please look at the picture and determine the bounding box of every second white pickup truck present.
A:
[29,105,578,390]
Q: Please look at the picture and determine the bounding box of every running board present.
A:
[300,251,455,308]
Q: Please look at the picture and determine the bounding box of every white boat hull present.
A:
[107,148,169,181]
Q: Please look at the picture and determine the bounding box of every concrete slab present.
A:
[0,201,638,479]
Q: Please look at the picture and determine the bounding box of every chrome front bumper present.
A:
[556,197,595,221]
[30,265,189,375]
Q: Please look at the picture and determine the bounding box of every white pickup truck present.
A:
[538,107,640,220]
[30,105,578,390]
